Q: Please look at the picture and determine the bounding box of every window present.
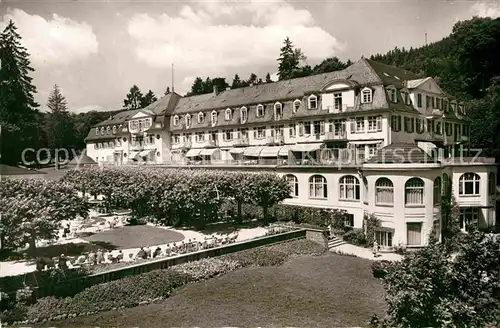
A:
[404,117,414,133]
[313,121,321,135]
[405,178,424,205]
[304,121,311,135]
[445,122,452,136]
[417,93,422,107]
[416,119,425,134]
[112,126,117,134]
[407,223,422,246]
[309,175,327,199]
[433,177,441,205]
[387,87,397,103]
[101,127,105,135]
[308,95,318,109]
[459,173,480,196]
[459,207,479,232]
[211,111,217,125]
[286,174,299,197]
[198,112,204,124]
[274,102,283,120]
[185,114,191,128]
[355,117,365,133]
[93,143,97,149]
[361,88,372,103]
[334,93,342,110]
[435,122,442,135]
[254,127,265,139]
[339,175,360,201]
[344,214,354,227]
[333,119,346,136]
[489,173,496,196]
[95,127,99,135]
[223,130,233,141]
[256,104,264,117]
[224,108,232,121]
[195,132,204,142]
[293,100,301,113]
[240,107,247,123]
[391,115,402,132]
[376,178,394,205]
[368,116,382,132]
[375,231,393,247]
[173,115,179,126]
[105,126,110,134]
[289,124,296,138]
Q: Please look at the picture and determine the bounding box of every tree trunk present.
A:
[263,206,269,224]
[236,201,243,224]
[28,232,37,254]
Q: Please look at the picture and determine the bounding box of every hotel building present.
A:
[85,58,498,249]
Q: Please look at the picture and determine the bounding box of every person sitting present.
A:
[88,251,96,265]
[106,253,115,263]
[58,254,68,270]
[75,254,87,265]
[180,241,186,254]
[171,243,178,254]
[96,249,104,264]
[153,246,162,258]
[136,247,147,260]
[144,246,152,259]
[116,250,124,262]
[164,244,171,256]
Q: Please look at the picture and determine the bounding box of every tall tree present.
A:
[265,72,273,83]
[247,73,258,85]
[313,57,348,74]
[231,74,242,89]
[45,85,76,160]
[277,37,305,80]
[140,90,158,108]
[188,77,204,96]
[123,85,143,109]
[0,21,41,165]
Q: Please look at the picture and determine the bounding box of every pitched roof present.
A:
[406,77,431,89]
[366,143,436,164]
[364,59,422,88]
[172,58,383,114]
[94,109,139,127]
[0,164,46,176]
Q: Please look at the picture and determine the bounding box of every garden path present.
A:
[330,243,403,261]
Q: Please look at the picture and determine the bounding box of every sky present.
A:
[1,0,500,113]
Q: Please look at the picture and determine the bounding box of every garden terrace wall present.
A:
[31,229,313,300]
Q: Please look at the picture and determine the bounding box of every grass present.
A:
[83,225,185,249]
[46,254,387,327]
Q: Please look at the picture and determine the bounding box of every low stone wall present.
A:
[33,229,309,299]
[305,229,329,248]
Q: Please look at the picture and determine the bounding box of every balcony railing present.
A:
[326,104,355,113]
[171,140,192,150]
[232,137,249,147]
[266,135,284,145]
[324,130,347,140]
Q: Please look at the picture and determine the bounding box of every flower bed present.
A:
[1,239,326,325]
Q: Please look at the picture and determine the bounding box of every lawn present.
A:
[48,254,387,327]
[83,225,185,249]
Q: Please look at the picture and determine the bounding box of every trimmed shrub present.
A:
[170,258,242,281]
[222,247,288,267]
[371,260,392,279]
[342,229,367,246]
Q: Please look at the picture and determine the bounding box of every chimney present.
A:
[166,86,170,94]
[213,85,218,95]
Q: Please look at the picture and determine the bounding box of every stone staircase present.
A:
[327,236,346,249]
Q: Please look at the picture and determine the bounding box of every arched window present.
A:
[112,125,117,134]
[240,107,247,123]
[211,111,218,125]
[489,172,496,196]
[256,104,264,117]
[339,175,360,201]
[197,112,204,124]
[100,127,104,135]
[459,173,480,196]
[433,177,442,205]
[361,88,373,103]
[95,127,99,135]
[225,108,232,121]
[308,95,318,109]
[286,174,299,197]
[185,114,191,127]
[274,102,283,119]
[309,175,327,199]
[405,178,424,205]
[293,99,301,113]
[106,126,111,134]
[375,178,394,205]
[173,115,179,126]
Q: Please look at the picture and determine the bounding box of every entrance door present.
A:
[407,222,422,246]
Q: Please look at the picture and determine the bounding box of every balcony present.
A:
[266,135,284,145]
[171,140,192,150]
[232,137,249,147]
[201,139,218,148]
[326,104,355,114]
[324,130,347,141]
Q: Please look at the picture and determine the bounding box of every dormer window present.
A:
[240,107,248,123]
[101,127,104,135]
[112,126,117,134]
[185,114,191,127]
[106,126,111,135]
[386,87,397,103]
[198,112,204,124]
[211,110,218,125]
[95,127,99,135]
[274,102,283,120]
[293,99,301,113]
[308,95,318,109]
[459,104,464,115]
[361,88,372,103]
[173,115,179,126]
[256,104,264,117]
[225,108,232,121]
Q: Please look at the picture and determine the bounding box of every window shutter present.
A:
[270,129,274,137]
[376,116,382,131]
[350,120,355,133]
[404,117,408,132]
[410,118,415,133]
[253,129,257,139]
[320,121,325,134]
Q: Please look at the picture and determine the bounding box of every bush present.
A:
[0,304,28,324]
[342,229,367,246]
[371,260,392,279]
[267,239,327,256]
[222,247,288,267]
[170,258,242,281]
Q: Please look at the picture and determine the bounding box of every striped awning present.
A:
[138,150,153,157]
[229,147,246,154]
[199,148,219,156]
[279,145,293,156]
[185,149,202,157]
[260,146,282,158]
[128,151,139,159]
[243,146,263,157]
[290,143,323,152]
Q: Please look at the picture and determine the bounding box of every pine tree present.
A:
[247,73,257,85]
[140,90,157,108]
[47,84,67,112]
[123,85,143,109]
[188,77,204,96]
[265,72,273,83]
[277,37,302,80]
[0,20,41,165]
[231,74,241,89]
[45,84,75,160]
